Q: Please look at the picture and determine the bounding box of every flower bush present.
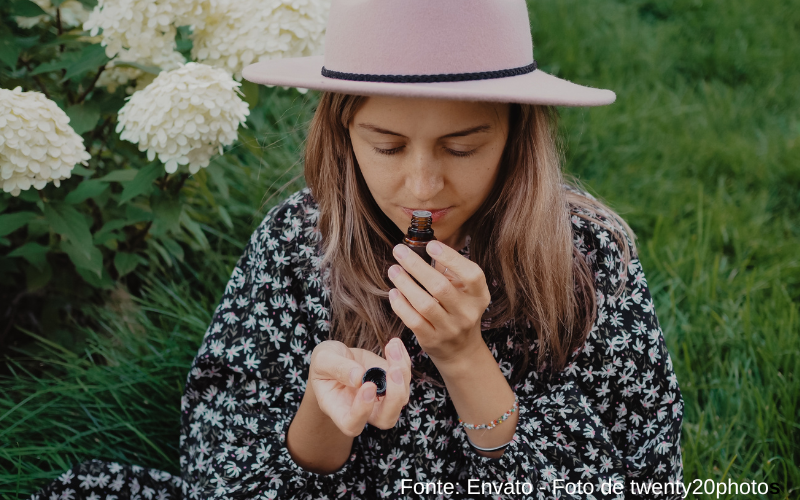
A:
[0,0,330,344]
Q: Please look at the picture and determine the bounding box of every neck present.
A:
[441,228,469,253]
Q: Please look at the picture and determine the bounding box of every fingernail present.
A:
[389,288,398,301]
[427,241,442,255]
[389,340,402,361]
[391,369,404,384]
[350,367,361,386]
[394,244,409,258]
[388,265,400,279]
[363,385,376,401]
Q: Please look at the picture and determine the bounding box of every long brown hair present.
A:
[303,92,635,384]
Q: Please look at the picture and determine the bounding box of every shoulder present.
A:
[250,187,321,248]
[564,184,637,293]
[243,187,321,263]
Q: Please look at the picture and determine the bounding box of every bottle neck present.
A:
[406,214,434,240]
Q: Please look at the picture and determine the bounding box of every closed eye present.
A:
[372,146,477,158]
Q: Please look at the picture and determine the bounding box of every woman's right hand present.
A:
[308,337,412,437]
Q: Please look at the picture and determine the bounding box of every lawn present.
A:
[2,0,798,498]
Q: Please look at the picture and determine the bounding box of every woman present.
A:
[33,1,684,499]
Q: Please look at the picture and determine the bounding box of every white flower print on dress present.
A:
[32,186,683,500]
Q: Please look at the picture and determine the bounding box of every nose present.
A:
[405,149,444,202]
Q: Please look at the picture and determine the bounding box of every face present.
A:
[348,96,510,250]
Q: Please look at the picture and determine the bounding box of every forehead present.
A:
[352,96,509,131]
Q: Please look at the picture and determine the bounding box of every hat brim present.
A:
[242,55,615,107]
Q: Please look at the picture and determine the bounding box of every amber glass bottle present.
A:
[403,210,437,266]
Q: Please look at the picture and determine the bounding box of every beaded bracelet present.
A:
[458,394,519,430]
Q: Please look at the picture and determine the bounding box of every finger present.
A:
[321,382,378,437]
[388,264,450,327]
[392,244,463,314]
[425,240,485,292]
[370,339,410,429]
[388,287,434,336]
[392,243,453,301]
[349,347,389,371]
[385,337,412,377]
[314,347,365,388]
[386,337,411,396]
[432,259,468,292]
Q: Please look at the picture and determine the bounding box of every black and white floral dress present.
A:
[32,186,684,500]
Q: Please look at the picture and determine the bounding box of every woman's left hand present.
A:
[387,240,491,365]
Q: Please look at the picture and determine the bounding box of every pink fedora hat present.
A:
[241,0,615,107]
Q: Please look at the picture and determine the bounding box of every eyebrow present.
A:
[357,123,492,139]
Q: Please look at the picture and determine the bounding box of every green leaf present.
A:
[98,169,139,182]
[0,211,38,237]
[91,91,126,115]
[30,57,72,76]
[64,103,102,135]
[38,33,89,49]
[110,60,163,75]
[180,211,209,250]
[23,260,52,292]
[70,165,95,176]
[118,162,163,205]
[95,230,121,246]
[94,219,128,244]
[11,35,40,50]
[147,239,173,268]
[9,0,47,17]
[8,241,50,271]
[160,237,184,262]
[75,262,114,288]
[176,38,192,53]
[0,35,21,70]
[240,79,259,109]
[19,189,41,202]
[218,205,233,230]
[206,164,229,200]
[61,237,103,278]
[64,179,109,204]
[151,192,182,235]
[114,251,140,277]
[98,219,128,231]
[43,203,93,260]
[61,44,110,82]
[125,204,154,224]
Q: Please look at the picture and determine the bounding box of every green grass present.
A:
[2,0,799,498]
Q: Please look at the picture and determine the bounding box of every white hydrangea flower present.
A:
[0,87,91,197]
[96,48,186,95]
[83,0,193,74]
[14,0,91,29]
[116,62,250,175]
[190,0,330,80]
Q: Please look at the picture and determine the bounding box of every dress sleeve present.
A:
[452,212,685,499]
[179,191,359,500]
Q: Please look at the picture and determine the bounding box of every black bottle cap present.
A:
[361,367,387,397]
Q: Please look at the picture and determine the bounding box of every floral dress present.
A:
[32,186,684,500]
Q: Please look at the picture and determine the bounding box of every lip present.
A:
[401,206,452,223]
